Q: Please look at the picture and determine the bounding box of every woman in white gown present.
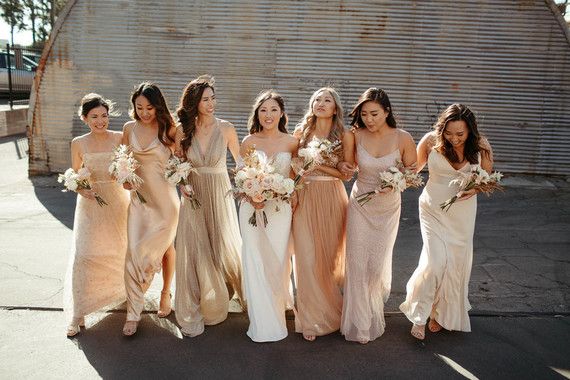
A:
[400,104,493,340]
[239,90,298,342]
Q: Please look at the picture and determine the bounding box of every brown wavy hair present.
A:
[433,103,489,164]
[349,87,397,130]
[296,87,345,147]
[130,82,175,146]
[177,75,215,157]
[247,90,288,134]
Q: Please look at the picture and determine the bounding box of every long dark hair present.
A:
[349,87,397,130]
[177,75,215,156]
[247,90,288,134]
[433,103,489,164]
[130,82,175,146]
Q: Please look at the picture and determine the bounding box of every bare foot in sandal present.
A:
[411,324,425,340]
[303,334,316,342]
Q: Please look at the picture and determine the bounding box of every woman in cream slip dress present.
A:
[292,87,349,342]
[174,76,244,337]
[239,90,298,342]
[64,93,129,337]
[339,88,417,344]
[122,83,180,336]
[400,103,493,340]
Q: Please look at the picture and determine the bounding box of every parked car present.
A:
[0,50,38,95]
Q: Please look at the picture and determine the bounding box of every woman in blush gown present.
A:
[400,103,493,340]
[122,82,181,336]
[291,87,350,342]
[64,93,129,337]
[338,88,417,344]
[239,90,298,342]
[174,75,244,337]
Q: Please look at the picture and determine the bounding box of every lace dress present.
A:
[175,122,243,337]
[63,150,129,325]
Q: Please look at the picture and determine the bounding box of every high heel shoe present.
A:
[66,316,85,337]
[123,320,138,336]
[157,290,172,318]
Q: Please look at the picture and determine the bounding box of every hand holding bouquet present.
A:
[164,156,200,209]
[108,144,146,204]
[58,167,107,207]
[356,159,424,206]
[440,164,503,212]
[233,146,295,227]
[293,137,342,185]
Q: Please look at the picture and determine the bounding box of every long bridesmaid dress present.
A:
[400,149,476,332]
[124,124,180,322]
[175,121,243,337]
[63,147,129,325]
[292,138,347,337]
[240,151,293,342]
[341,138,401,342]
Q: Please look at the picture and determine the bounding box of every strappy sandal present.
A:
[158,290,172,318]
[123,320,138,336]
[66,317,85,337]
[411,324,425,340]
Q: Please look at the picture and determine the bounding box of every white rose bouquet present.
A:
[440,164,503,212]
[108,144,146,204]
[233,146,295,227]
[293,137,342,185]
[58,167,107,207]
[355,159,424,206]
[164,156,200,209]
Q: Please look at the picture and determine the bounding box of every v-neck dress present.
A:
[400,149,476,332]
[124,124,180,322]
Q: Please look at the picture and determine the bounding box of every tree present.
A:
[0,0,25,46]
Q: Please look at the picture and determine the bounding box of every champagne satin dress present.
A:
[124,125,180,322]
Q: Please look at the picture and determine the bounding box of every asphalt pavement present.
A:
[0,133,569,379]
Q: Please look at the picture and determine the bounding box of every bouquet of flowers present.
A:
[293,137,342,185]
[108,144,146,204]
[164,156,200,209]
[355,159,424,206]
[233,146,295,227]
[58,167,107,207]
[440,164,503,212]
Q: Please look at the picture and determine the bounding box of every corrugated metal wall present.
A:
[29,0,570,175]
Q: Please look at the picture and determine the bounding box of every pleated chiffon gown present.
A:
[63,149,129,325]
[175,122,243,337]
[400,149,476,332]
[341,141,402,342]
[292,140,348,338]
[124,125,180,322]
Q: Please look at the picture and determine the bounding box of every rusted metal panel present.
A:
[29,0,570,175]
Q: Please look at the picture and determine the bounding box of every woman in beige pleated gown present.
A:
[64,94,129,337]
[122,82,180,336]
[339,88,417,344]
[400,104,493,340]
[174,75,244,337]
[292,87,350,342]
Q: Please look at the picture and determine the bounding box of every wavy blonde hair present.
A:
[296,87,345,147]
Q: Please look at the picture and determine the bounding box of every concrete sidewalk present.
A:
[0,133,569,379]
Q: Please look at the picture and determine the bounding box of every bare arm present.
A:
[399,130,418,169]
[416,132,435,173]
[480,137,494,172]
[224,124,241,163]
[122,122,132,146]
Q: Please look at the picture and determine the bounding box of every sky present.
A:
[1,3,570,47]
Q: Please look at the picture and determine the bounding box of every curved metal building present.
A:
[28,0,570,175]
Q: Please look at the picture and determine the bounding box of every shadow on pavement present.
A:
[31,176,75,229]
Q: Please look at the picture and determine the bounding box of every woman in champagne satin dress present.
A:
[122,82,180,336]
[64,94,129,337]
[400,104,493,340]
